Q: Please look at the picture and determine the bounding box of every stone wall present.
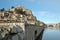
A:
[25,24,44,40]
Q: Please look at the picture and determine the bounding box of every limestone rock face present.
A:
[10,25,23,33]
[0,5,34,23]
[25,9,32,15]
[0,25,24,40]
[0,5,46,40]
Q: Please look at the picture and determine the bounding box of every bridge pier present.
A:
[25,24,44,40]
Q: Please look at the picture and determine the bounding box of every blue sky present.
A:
[0,0,60,24]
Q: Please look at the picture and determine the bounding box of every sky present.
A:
[0,0,60,24]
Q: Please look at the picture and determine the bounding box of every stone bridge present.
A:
[47,23,60,30]
[25,24,44,40]
[47,24,56,28]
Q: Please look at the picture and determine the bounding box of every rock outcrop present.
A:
[0,5,46,40]
[0,24,24,40]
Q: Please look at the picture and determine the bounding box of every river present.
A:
[42,28,60,40]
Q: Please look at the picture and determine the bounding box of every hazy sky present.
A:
[0,0,60,23]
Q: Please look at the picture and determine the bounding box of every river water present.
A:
[42,28,60,40]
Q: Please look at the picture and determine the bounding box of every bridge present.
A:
[47,24,56,28]
[25,24,45,40]
[0,23,45,40]
[47,23,60,30]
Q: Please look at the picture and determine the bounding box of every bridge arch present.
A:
[48,25,54,27]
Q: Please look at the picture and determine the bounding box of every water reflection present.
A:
[42,28,60,40]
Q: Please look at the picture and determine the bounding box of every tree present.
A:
[0,8,5,11]
[11,6,14,9]
[15,8,24,14]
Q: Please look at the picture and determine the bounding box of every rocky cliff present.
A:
[0,5,46,40]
